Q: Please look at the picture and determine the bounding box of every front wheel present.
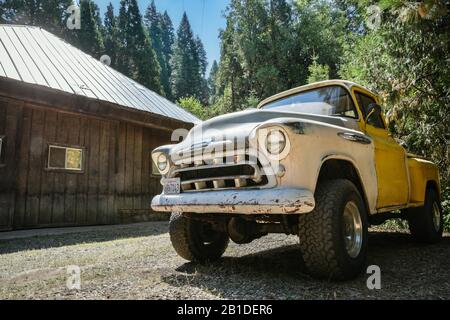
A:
[298,179,369,280]
[407,188,443,243]
[169,212,229,262]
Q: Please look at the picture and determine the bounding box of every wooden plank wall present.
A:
[0,99,171,230]
[0,97,22,230]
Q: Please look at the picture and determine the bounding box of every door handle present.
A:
[337,132,372,145]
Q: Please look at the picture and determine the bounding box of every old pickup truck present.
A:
[151,80,443,280]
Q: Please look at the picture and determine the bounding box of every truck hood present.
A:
[172,108,360,153]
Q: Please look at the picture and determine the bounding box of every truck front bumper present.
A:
[151,188,315,215]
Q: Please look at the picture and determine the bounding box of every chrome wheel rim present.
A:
[432,202,441,232]
[342,201,363,258]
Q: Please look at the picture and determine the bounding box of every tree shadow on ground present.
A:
[161,231,450,299]
[0,222,168,254]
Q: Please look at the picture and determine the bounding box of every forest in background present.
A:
[0,0,449,227]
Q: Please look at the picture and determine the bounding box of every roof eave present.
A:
[0,76,196,131]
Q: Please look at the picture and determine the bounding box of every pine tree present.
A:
[171,12,207,102]
[144,1,162,57]
[128,0,161,92]
[160,11,175,100]
[103,2,119,68]
[215,3,247,111]
[75,0,104,58]
[160,11,175,58]
[208,60,219,101]
[144,0,170,98]
[171,12,195,100]
[194,35,209,104]
[91,2,104,37]
[116,0,130,75]
[116,0,162,93]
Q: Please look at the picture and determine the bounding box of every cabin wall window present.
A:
[47,144,84,172]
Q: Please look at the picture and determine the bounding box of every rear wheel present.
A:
[407,188,443,243]
[298,179,369,280]
[169,212,229,262]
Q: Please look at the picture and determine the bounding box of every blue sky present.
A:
[94,0,230,74]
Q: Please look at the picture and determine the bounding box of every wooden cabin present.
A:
[0,25,199,231]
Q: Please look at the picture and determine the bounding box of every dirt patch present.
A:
[0,222,449,299]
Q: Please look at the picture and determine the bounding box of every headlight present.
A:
[157,153,168,171]
[265,130,286,155]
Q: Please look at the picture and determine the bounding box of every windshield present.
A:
[261,85,357,118]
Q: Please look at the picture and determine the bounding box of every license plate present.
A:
[163,178,180,195]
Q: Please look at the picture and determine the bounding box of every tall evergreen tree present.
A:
[195,36,208,78]
[92,2,104,36]
[194,35,209,104]
[208,60,219,101]
[144,0,171,98]
[116,0,130,74]
[74,0,104,58]
[171,12,206,102]
[159,11,175,100]
[215,0,265,111]
[160,11,175,58]
[103,2,119,68]
[117,0,161,93]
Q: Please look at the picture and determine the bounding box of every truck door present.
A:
[354,90,409,209]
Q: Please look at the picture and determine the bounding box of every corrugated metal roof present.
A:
[0,24,200,124]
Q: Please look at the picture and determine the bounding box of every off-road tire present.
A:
[169,212,229,262]
[298,179,369,280]
[407,188,443,244]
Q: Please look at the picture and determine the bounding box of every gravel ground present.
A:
[0,221,449,300]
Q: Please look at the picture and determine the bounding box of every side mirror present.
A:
[366,103,382,123]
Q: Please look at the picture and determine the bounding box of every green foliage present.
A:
[74,0,104,57]
[381,218,410,231]
[144,0,173,99]
[307,55,330,84]
[243,92,260,109]
[177,97,209,120]
[103,3,119,68]
[0,0,73,34]
[214,0,348,115]
[194,36,209,104]
[442,187,450,231]
[171,13,209,104]
[208,60,219,103]
[159,11,175,100]
[116,0,161,93]
[209,85,234,116]
[339,1,450,229]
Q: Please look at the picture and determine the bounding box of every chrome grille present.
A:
[170,155,270,192]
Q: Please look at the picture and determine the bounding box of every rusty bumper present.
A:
[151,188,315,214]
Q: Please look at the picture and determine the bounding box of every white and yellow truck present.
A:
[151,80,443,280]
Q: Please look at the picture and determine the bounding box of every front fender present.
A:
[258,119,378,214]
